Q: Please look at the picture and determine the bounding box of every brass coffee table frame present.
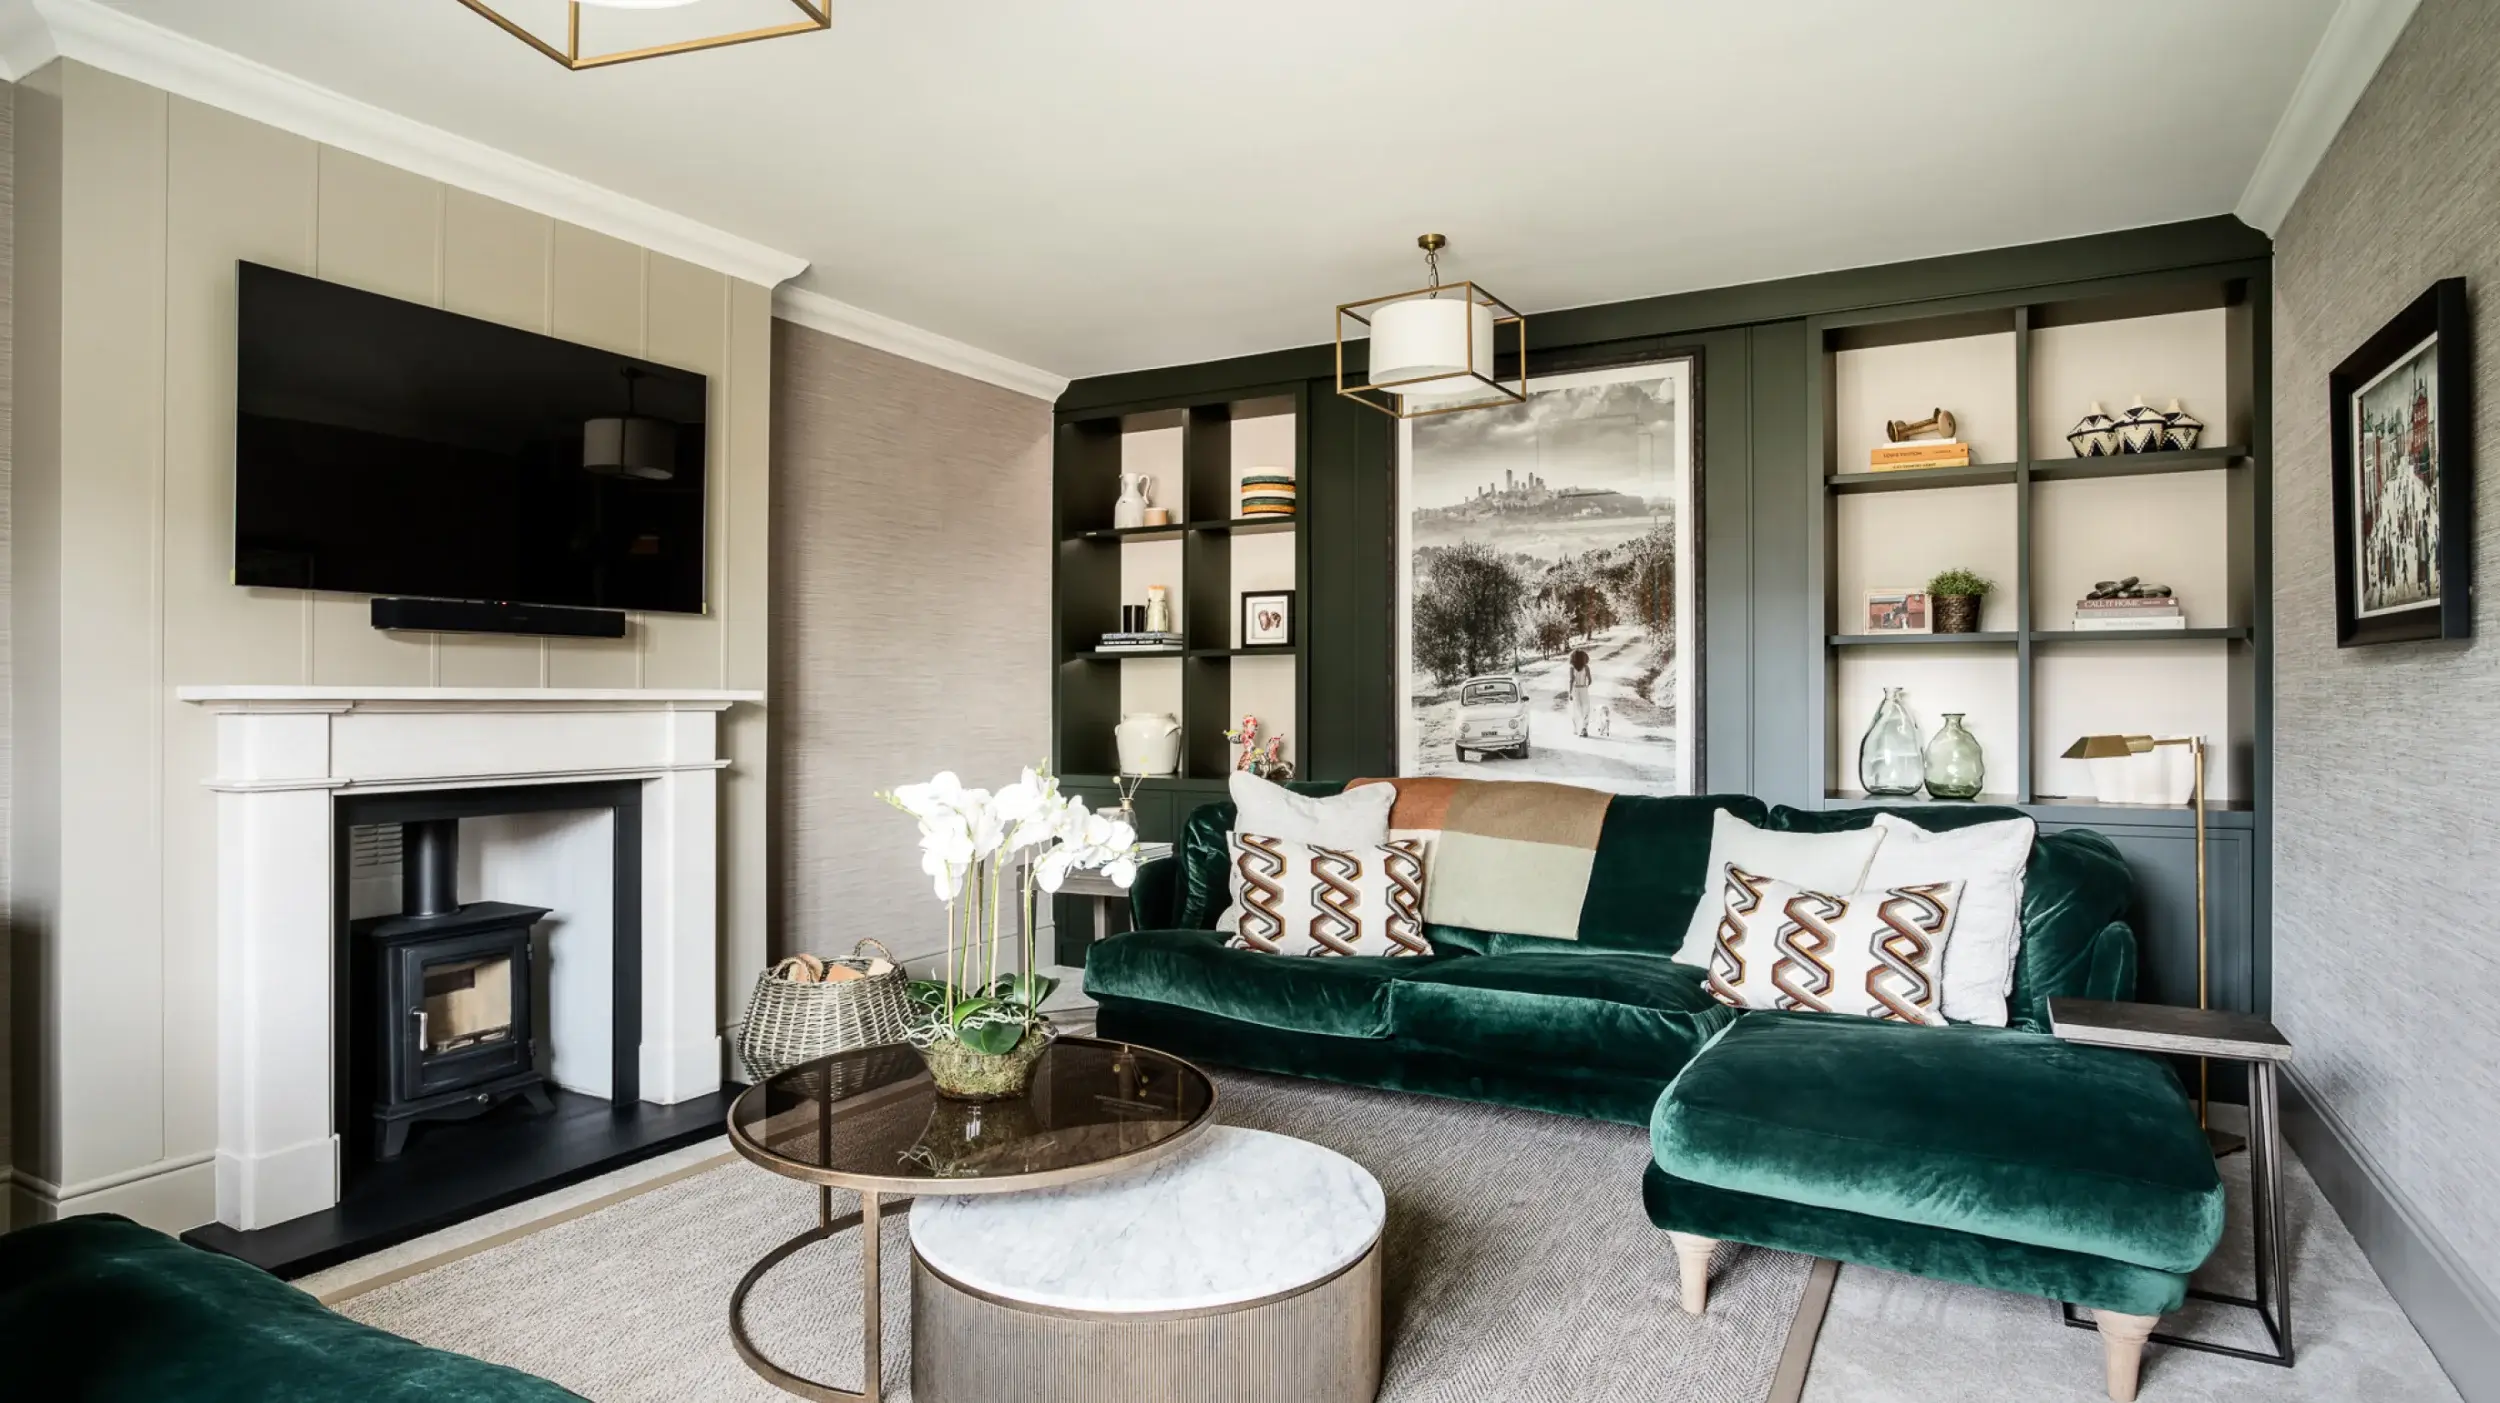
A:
[724,1039,1219,1403]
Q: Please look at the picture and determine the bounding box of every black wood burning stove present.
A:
[354,818,553,1158]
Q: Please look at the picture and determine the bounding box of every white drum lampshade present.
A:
[1368,296,1499,404]
[1337,234,1525,420]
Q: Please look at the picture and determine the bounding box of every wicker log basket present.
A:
[737,938,913,1081]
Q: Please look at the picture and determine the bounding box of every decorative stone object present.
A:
[2086,577,2174,600]
[2161,399,2204,452]
[2115,396,2170,454]
[2066,403,2120,457]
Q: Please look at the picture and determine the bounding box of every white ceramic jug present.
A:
[1113,473,1153,530]
[1115,712,1183,776]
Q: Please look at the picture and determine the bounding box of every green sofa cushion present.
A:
[1575,794,1771,954]
[1082,928,1441,1039]
[1651,1012,2222,1274]
[1763,805,2134,1032]
[1641,1165,2191,1317]
[0,1214,584,1401]
[1389,949,1735,1077]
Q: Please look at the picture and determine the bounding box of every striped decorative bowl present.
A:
[1241,473,1296,518]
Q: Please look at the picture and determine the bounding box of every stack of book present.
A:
[2071,597,2186,631]
[1868,439,1971,472]
[1098,631,1184,653]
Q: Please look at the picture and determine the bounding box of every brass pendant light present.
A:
[456,0,831,71]
[1336,234,1526,419]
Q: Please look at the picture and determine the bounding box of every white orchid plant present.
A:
[880,765,1139,1055]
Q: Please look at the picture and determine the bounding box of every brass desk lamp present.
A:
[2061,733,2241,1156]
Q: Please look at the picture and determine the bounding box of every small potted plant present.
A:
[881,766,1138,1099]
[1926,567,1994,635]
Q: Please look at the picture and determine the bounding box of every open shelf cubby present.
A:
[1053,388,1307,787]
[1808,270,2268,816]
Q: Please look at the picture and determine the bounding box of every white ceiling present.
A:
[81,0,2349,382]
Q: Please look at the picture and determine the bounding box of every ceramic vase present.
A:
[1923,714,1985,800]
[2162,399,2204,452]
[2115,397,2169,454]
[2065,403,2119,458]
[1858,687,1925,797]
[1113,473,1152,530]
[1115,712,1183,775]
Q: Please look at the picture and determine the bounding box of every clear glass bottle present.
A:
[1924,713,1985,800]
[1858,687,1925,797]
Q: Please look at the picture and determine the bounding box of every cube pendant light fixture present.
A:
[455,0,832,71]
[1337,234,1526,420]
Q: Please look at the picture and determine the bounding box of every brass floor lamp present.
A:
[2061,733,2243,1156]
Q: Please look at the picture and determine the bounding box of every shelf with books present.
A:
[1826,462,2020,494]
[2028,627,2249,644]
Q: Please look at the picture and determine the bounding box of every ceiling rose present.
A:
[455,0,831,71]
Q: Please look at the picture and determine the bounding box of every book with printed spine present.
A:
[1868,440,1971,470]
[2069,614,2189,631]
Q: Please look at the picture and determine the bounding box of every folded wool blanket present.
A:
[1347,776,1614,940]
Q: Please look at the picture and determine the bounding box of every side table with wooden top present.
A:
[2048,998,2295,1370]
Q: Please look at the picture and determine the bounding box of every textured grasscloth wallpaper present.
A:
[768,320,1053,972]
[2273,0,2500,1296]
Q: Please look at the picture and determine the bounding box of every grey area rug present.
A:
[338,1071,1818,1402]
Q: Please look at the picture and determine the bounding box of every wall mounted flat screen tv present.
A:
[234,261,708,614]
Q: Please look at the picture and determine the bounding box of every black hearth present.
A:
[353,818,553,1158]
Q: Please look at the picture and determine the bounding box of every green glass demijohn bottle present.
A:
[1858,687,1924,797]
[1924,713,1986,800]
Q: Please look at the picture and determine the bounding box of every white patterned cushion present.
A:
[1704,865,1964,1025]
[1222,834,1432,958]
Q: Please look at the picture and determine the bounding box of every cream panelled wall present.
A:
[9,61,770,1230]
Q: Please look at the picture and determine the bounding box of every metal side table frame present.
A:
[2048,998,2294,1369]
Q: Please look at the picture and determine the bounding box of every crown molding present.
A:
[2236,0,2423,235]
[0,0,810,288]
[774,284,1068,402]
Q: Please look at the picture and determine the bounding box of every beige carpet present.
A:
[335,1070,1826,1402]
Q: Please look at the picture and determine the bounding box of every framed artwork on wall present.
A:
[1394,356,1702,794]
[2329,277,2473,647]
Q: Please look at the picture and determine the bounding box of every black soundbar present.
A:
[370,597,627,639]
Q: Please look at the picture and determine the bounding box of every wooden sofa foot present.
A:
[1668,1232,1718,1314]
[2093,1309,2158,1401]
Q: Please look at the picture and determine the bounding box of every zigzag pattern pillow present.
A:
[1705,865,1963,1025]
[1222,834,1432,957]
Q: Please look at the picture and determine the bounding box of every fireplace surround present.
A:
[175,685,759,1235]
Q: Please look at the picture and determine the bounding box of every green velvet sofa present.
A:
[1089,787,2142,1123]
[1088,785,2224,1401]
[0,1214,583,1402]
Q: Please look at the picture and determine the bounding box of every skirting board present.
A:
[7,1155,217,1234]
[2284,1068,2500,1402]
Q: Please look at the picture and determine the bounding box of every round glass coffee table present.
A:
[725,1036,1216,1403]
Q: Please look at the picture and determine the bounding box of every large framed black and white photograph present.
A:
[1395,357,1700,794]
[2330,277,2473,646]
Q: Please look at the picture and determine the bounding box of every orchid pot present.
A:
[881,766,1138,1102]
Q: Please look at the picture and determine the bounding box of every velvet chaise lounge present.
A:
[1085,781,2224,1400]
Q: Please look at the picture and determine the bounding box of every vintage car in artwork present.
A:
[1453,673,1531,762]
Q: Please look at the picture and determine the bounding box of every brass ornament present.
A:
[454,0,832,71]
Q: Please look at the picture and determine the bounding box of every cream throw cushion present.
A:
[1864,813,2035,1027]
[1223,834,1432,957]
[1672,809,1887,966]
[1704,867,1964,1025]
[1229,770,1395,847]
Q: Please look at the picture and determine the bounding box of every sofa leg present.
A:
[2093,1309,2158,1401]
[1667,1232,1718,1315]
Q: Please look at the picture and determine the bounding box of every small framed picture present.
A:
[1241,589,1296,648]
[1864,588,1932,634]
[2330,277,2472,646]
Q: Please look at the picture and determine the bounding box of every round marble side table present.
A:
[908,1126,1386,1403]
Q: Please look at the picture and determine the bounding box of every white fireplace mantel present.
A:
[178,685,762,1230]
